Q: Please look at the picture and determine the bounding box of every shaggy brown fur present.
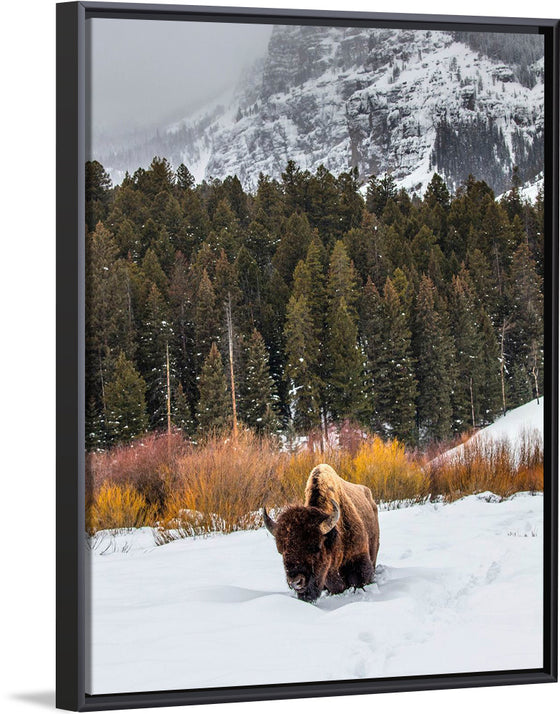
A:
[263,464,379,602]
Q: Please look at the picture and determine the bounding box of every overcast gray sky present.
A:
[87,18,272,139]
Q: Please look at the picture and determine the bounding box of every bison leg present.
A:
[340,554,375,589]
[325,570,346,595]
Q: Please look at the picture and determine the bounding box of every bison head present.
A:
[262,500,340,603]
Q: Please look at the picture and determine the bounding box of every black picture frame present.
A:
[57,2,559,711]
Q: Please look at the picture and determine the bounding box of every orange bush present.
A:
[86,426,543,537]
[427,428,543,500]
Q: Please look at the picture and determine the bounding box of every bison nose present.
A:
[288,575,306,591]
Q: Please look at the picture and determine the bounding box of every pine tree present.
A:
[85,160,112,232]
[253,173,285,235]
[239,329,279,433]
[366,173,397,216]
[326,240,359,314]
[359,279,385,431]
[137,283,175,429]
[477,307,503,423]
[376,277,418,444]
[176,163,195,191]
[272,212,313,285]
[196,342,232,433]
[281,160,307,215]
[337,167,364,235]
[172,382,194,435]
[413,275,454,443]
[283,294,322,432]
[105,352,148,444]
[169,252,197,413]
[193,269,222,368]
[86,222,134,426]
[507,238,544,405]
[324,296,365,422]
[307,165,340,242]
[448,272,483,429]
[292,237,327,334]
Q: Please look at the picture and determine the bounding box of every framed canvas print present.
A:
[57,2,559,710]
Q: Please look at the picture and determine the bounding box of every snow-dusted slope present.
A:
[87,492,543,694]
[443,398,543,463]
[99,27,544,196]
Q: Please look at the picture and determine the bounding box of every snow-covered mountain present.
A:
[97,26,544,195]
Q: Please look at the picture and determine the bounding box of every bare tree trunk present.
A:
[499,317,512,417]
[494,244,503,296]
[166,341,172,462]
[530,341,540,405]
[469,376,476,428]
[98,346,106,412]
[166,341,171,436]
[226,293,238,439]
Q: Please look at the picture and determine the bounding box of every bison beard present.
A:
[263,464,380,603]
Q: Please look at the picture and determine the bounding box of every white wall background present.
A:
[0,1,557,712]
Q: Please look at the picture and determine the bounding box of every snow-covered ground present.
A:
[442,398,543,464]
[86,491,543,694]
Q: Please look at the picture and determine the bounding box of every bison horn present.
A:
[319,499,340,534]
[262,507,277,536]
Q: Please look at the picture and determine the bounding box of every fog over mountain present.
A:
[90,22,544,196]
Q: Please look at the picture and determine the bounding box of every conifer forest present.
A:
[85,157,544,452]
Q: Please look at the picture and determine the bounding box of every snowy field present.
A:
[86,491,543,694]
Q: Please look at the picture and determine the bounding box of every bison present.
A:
[263,463,379,603]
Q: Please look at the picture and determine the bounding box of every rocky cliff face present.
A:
[99,25,544,196]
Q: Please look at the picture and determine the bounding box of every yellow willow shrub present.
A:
[88,483,157,533]
[276,447,354,505]
[350,436,428,502]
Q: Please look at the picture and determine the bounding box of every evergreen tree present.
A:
[326,240,359,314]
[283,294,322,432]
[85,160,112,232]
[413,275,454,443]
[507,238,544,405]
[105,352,148,444]
[477,307,503,423]
[337,167,364,235]
[137,283,175,429]
[176,163,195,191]
[376,278,418,444]
[253,173,285,234]
[324,297,365,422]
[307,165,340,242]
[239,329,280,433]
[172,382,194,435]
[169,252,197,410]
[448,272,483,429]
[272,212,313,285]
[366,173,397,216]
[86,222,134,430]
[292,237,327,333]
[196,342,232,433]
[193,269,222,368]
[359,279,385,432]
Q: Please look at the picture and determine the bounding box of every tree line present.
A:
[85,157,544,449]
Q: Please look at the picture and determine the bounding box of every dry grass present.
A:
[86,426,543,538]
[427,428,543,500]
